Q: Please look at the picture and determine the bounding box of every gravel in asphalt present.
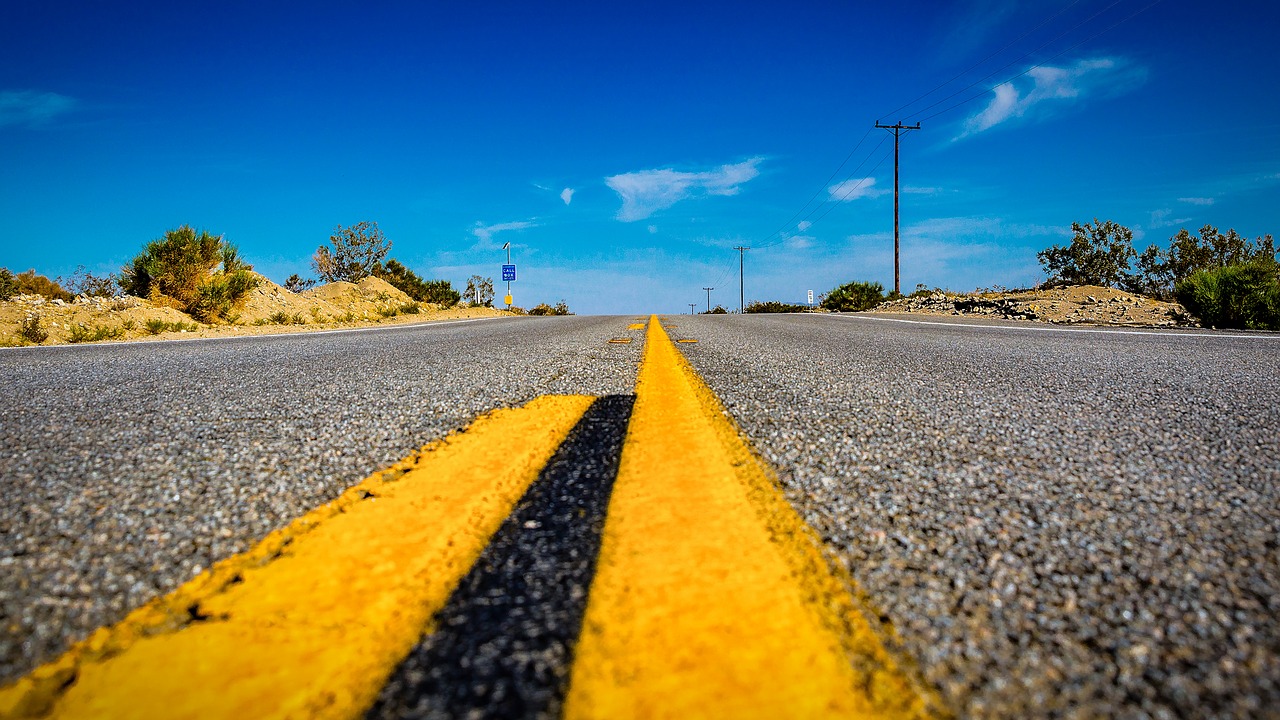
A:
[0,316,642,683]
[671,314,1280,719]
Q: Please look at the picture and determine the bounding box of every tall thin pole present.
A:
[734,246,749,313]
[702,287,714,313]
[875,121,920,296]
[688,303,696,315]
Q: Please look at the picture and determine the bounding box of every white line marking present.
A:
[2,316,512,351]
[825,313,1280,340]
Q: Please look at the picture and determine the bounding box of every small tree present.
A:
[820,280,885,312]
[421,279,461,307]
[312,221,390,283]
[463,275,494,307]
[120,225,259,322]
[1176,260,1280,330]
[1037,219,1136,288]
[15,270,73,301]
[283,274,316,293]
[0,268,19,301]
[60,266,118,298]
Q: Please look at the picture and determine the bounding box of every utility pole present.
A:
[702,287,714,313]
[734,246,750,313]
[875,121,921,296]
[688,303,696,315]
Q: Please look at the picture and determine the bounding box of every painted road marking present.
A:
[607,337,633,344]
[564,316,939,719]
[0,396,593,720]
[370,395,633,718]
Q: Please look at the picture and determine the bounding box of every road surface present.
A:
[1,313,1276,718]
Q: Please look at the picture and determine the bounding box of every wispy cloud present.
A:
[560,188,574,205]
[471,220,537,249]
[828,177,887,202]
[1177,196,1215,206]
[1148,209,1192,229]
[955,57,1146,140]
[605,158,762,222]
[0,90,77,128]
[647,225,658,234]
[797,220,811,232]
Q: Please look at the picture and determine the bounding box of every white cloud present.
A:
[797,220,811,232]
[904,186,942,195]
[1148,209,1192,229]
[828,177,887,202]
[471,220,537,248]
[560,187,574,205]
[956,57,1146,140]
[1177,196,1215,206]
[786,235,815,250]
[647,225,658,234]
[0,90,77,128]
[605,158,762,222]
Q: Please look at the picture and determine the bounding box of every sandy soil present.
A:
[870,285,1196,327]
[0,275,508,347]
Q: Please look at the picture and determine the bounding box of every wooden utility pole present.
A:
[875,121,921,295]
[702,287,714,313]
[734,247,750,313]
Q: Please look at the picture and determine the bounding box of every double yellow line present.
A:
[2,317,941,719]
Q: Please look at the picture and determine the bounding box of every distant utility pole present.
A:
[875,121,921,296]
[702,287,714,313]
[688,303,696,315]
[734,246,750,313]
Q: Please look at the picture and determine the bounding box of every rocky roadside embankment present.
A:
[871,285,1197,328]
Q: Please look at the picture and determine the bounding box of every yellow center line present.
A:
[564,316,940,719]
[1,395,594,720]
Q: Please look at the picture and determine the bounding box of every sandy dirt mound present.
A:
[238,274,345,324]
[0,295,202,346]
[872,285,1196,327]
[303,277,414,321]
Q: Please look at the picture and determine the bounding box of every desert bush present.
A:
[19,315,48,343]
[821,281,886,312]
[704,304,728,314]
[398,302,421,315]
[1175,260,1280,330]
[1133,225,1277,299]
[143,318,198,335]
[0,268,16,300]
[15,270,73,301]
[61,266,118,298]
[313,221,389,283]
[283,274,316,293]
[67,323,125,343]
[1037,219,1136,288]
[121,226,259,321]
[528,301,571,316]
[745,300,809,313]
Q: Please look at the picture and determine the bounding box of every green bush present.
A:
[820,281,885,312]
[283,274,316,293]
[704,304,728,314]
[0,268,19,300]
[313,221,389,283]
[19,315,48,343]
[1175,260,1280,330]
[744,300,809,313]
[143,318,198,335]
[15,270,73,301]
[372,260,460,307]
[67,323,125,343]
[1037,219,1136,288]
[121,226,259,322]
[528,301,571,316]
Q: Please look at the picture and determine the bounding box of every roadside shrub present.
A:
[1175,260,1280,330]
[0,268,19,300]
[528,301,571,316]
[398,302,421,315]
[67,323,125,343]
[704,304,728,314]
[283,274,316,293]
[1134,225,1277,299]
[313,221,389,283]
[15,270,73,301]
[1038,219,1136,288]
[61,266,118,298]
[143,318,198,335]
[19,315,48,343]
[821,281,885,312]
[372,259,456,305]
[463,275,494,307]
[121,226,259,321]
[744,300,809,313]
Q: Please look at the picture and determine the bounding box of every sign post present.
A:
[501,242,515,309]
[807,289,813,307]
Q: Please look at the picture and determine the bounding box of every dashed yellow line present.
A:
[0,396,594,720]
[564,316,938,719]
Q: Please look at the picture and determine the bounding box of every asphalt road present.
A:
[3,313,1278,718]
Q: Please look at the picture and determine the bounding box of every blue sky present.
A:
[2,0,1278,314]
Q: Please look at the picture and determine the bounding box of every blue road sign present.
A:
[502,264,516,282]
